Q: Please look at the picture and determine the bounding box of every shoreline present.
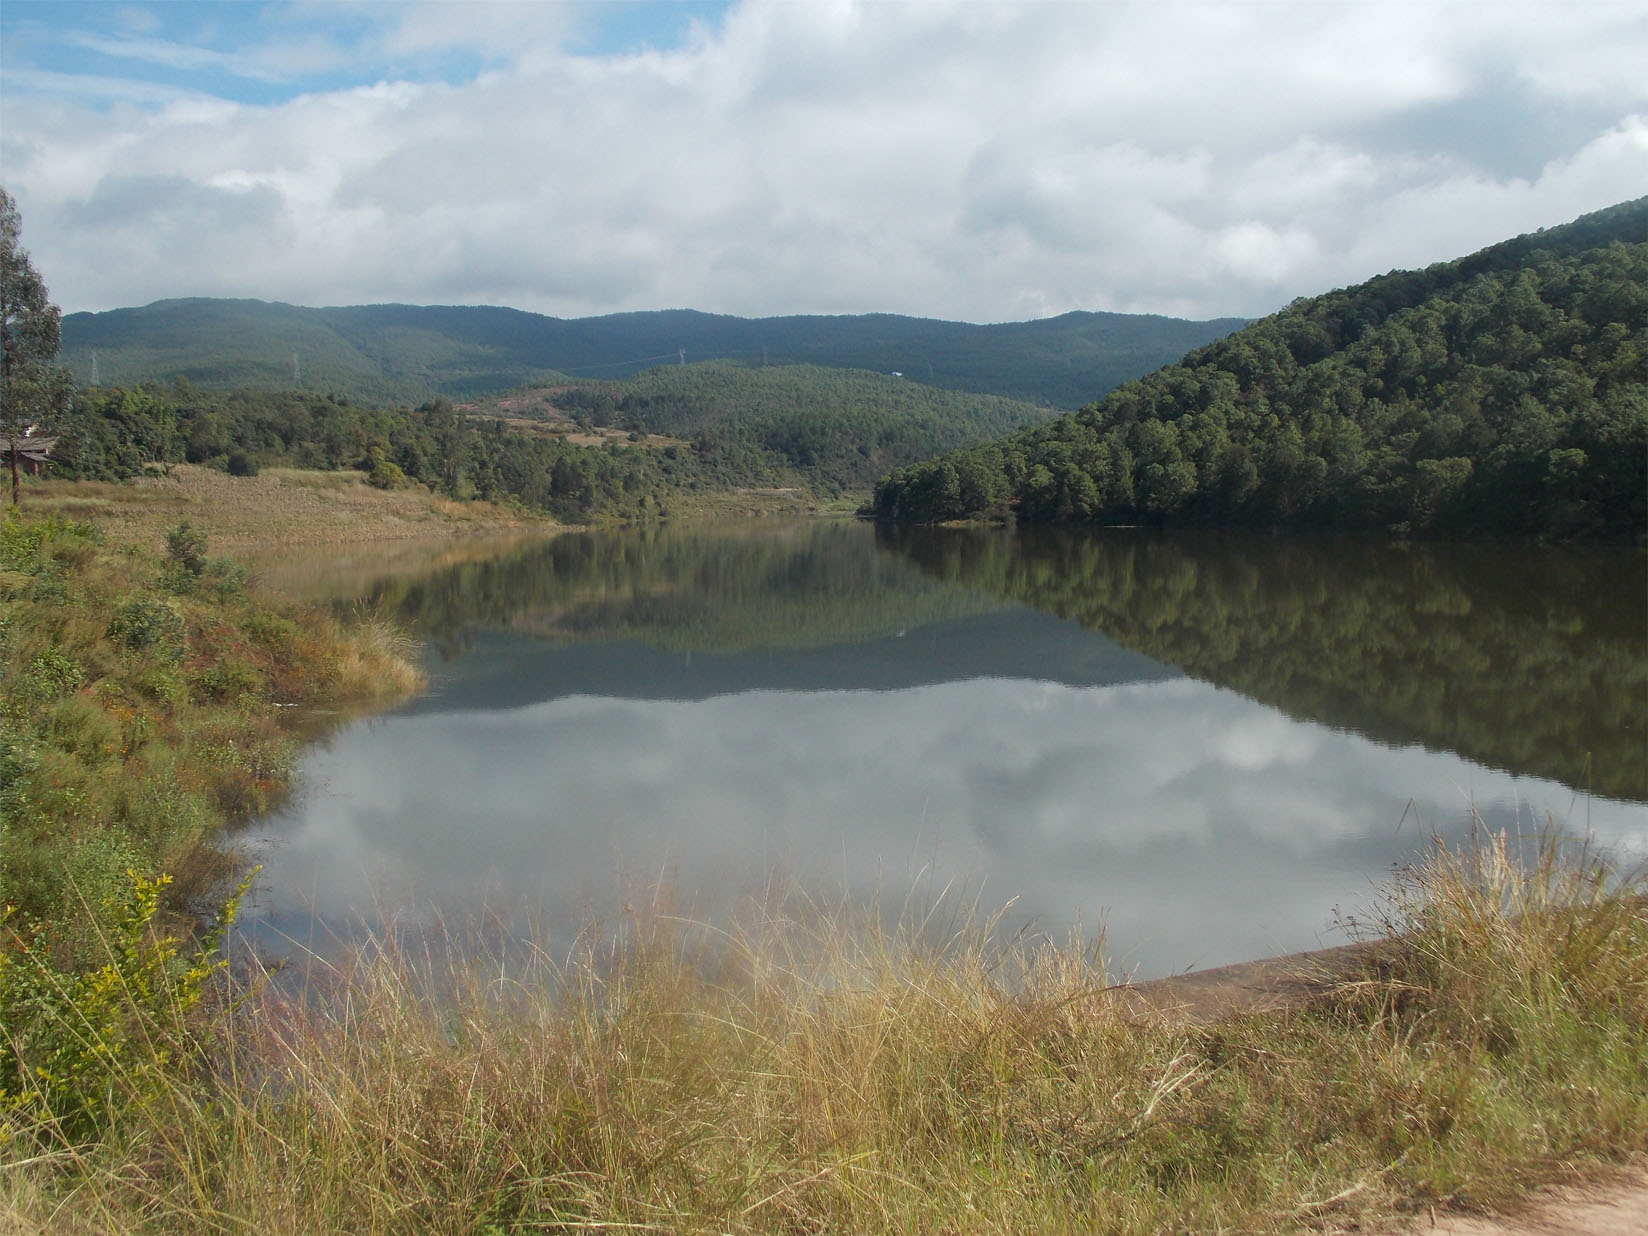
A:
[5,486,1644,1234]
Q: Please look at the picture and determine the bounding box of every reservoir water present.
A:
[239,522,1647,979]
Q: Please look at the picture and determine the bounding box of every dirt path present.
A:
[1119,951,1648,1236]
[1374,1163,1648,1236]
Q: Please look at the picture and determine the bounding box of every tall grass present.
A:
[4,831,1643,1235]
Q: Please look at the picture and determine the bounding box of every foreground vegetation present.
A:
[874,197,1647,539]
[0,511,421,950]
[3,827,1644,1234]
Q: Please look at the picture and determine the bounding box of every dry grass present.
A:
[19,464,555,554]
[3,832,1643,1235]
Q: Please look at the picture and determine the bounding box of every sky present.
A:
[2,0,1646,323]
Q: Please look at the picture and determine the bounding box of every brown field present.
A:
[463,388,688,450]
[20,463,558,552]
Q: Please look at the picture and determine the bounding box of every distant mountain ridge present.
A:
[58,300,1244,409]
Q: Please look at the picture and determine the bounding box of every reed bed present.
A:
[4,830,1644,1235]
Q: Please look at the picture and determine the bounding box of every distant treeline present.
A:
[48,359,1056,516]
[882,525,1648,802]
[53,385,682,520]
[873,198,1648,540]
[532,361,1056,494]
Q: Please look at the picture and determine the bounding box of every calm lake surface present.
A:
[239,522,1647,979]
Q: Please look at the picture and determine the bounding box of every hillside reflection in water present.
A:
[242,522,1646,979]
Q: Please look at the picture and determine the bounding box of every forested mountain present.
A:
[58,300,1242,409]
[873,198,1648,539]
[50,355,1056,517]
[486,361,1056,493]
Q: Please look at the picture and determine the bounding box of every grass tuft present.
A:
[3,832,1643,1234]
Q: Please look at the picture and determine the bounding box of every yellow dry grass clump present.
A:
[3,830,1644,1235]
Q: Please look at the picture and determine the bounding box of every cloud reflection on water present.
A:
[250,674,1645,979]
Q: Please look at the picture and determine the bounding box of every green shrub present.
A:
[0,513,99,575]
[0,871,246,1146]
[161,521,208,592]
[39,696,122,762]
[0,723,36,826]
[368,458,409,490]
[0,515,47,573]
[107,596,185,660]
[132,663,187,705]
[226,450,259,478]
[164,522,207,576]
[22,647,85,701]
[199,556,249,601]
[189,658,264,704]
[244,610,300,654]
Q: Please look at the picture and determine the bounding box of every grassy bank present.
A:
[2,498,1644,1234]
[0,510,423,946]
[3,824,1643,1233]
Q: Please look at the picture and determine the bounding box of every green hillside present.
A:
[492,361,1058,493]
[58,301,1242,409]
[873,198,1648,539]
[50,353,1059,518]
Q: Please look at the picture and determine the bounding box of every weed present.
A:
[0,870,250,1148]
[0,510,424,934]
[20,646,84,701]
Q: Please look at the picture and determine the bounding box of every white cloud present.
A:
[4,0,1646,320]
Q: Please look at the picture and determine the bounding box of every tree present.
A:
[1,188,72,508]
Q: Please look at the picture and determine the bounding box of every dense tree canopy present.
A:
[48,357,1057,519]
[873,198,1648,539]
[532,361,1057,494]
[53,385,692,521]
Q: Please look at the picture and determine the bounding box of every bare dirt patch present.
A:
[1377,1163,1648,1236]
[1113,939,1390,1023]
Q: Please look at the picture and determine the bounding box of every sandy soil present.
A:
[1373,1163,1648,1236]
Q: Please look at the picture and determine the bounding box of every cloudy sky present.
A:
[3,0,1646,322]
